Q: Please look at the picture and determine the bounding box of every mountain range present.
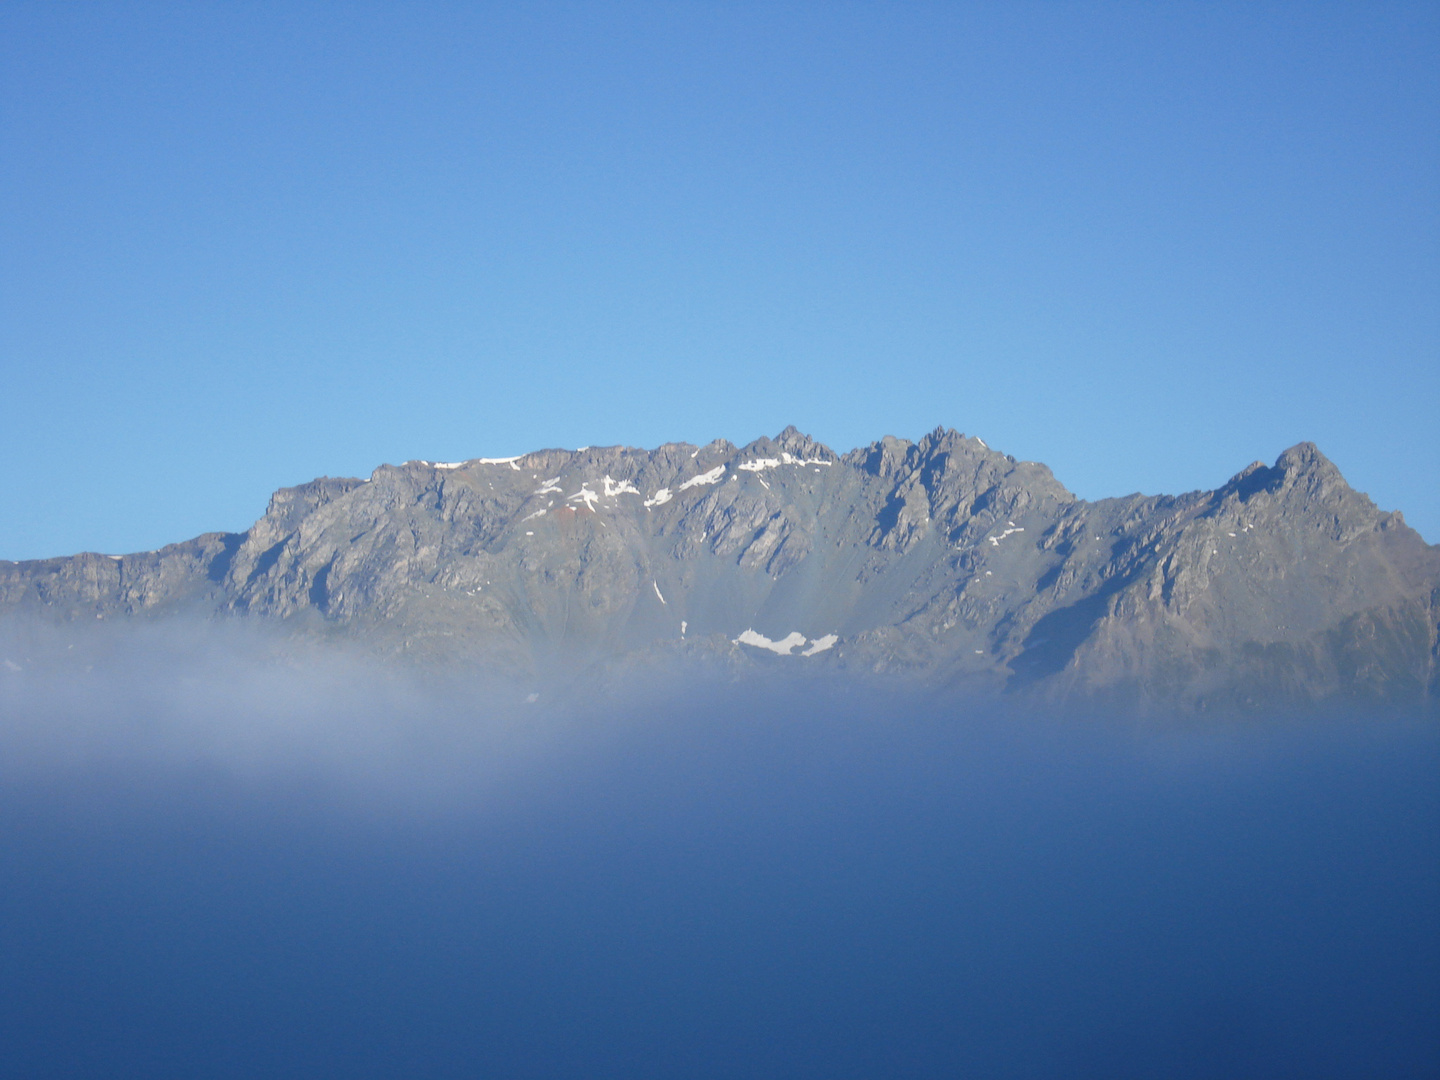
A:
[3,427,1437,713]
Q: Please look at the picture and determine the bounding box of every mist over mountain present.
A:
[3,427,1436,714]
[2,663,1437,1079]
[3,430,1438,1077]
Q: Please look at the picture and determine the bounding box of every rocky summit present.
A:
[3,427,1437,713]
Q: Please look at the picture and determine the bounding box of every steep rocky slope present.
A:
[3,428,1436,712]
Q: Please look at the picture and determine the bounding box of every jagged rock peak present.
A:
[1222,441,1359,505]
[2,428,1434,715]
[740,427,838,462]
[1274,441,1347,487]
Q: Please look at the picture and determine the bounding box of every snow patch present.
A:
[568,484,600,511]
[653,581,666,605]
[535,478,563,496]
[740,452,831,472]
[732,629,838,657]
[644,488,673,508]
[987,525,1025,546]
[733,629,808,655]
[679,465,726,490]
[602,475,640,498]
[521,509,546,522]
[801,634,838,656]
[680,620,687,636]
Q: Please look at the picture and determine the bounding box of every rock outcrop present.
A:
[3,428,1436,712]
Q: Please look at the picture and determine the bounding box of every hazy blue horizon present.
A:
[1,566,1436,1077]
[2,645,1436,1077]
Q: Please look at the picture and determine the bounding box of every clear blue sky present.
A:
[2,1,1435,559]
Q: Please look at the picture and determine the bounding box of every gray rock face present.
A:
[3,427,1437,712]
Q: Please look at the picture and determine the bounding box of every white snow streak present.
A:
[678,465,726,490]
[733,629,808,655]
[644,488,673,508]
[653,581,667,605]
[732,629,837,657]
[568,484,600,511]
[801,634,838,656]
[602,475,640,498]
[739,452,832,473]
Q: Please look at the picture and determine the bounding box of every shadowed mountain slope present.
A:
[3,428,1436,713]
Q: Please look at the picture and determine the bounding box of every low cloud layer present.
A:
[1,617,1437,1077]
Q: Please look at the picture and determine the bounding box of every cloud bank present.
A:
[1,617,1436,1078]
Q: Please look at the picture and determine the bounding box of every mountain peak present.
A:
[1224,442,1351,502]
[1276,441,1341,480]
[2,429,1435,713]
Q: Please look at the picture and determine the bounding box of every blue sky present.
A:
[2,1,1435,559]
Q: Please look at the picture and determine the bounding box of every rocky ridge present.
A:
[2,427,1437,712]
